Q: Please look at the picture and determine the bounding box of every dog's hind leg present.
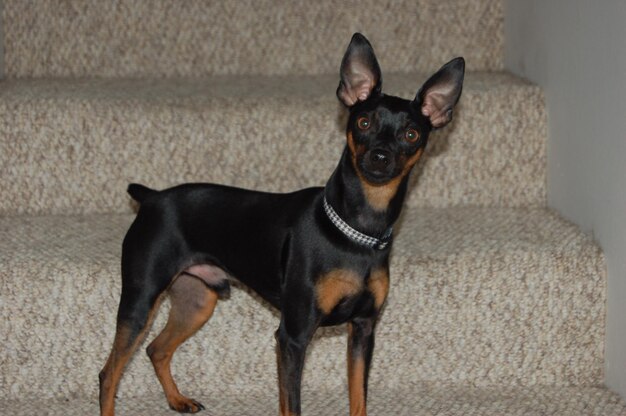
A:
[99,278,166,416]
[147,272,220,413]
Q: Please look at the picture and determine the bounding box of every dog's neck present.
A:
[324,147,408,240]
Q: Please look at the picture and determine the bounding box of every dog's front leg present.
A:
[275,304,318,416]
[347,316,377,416]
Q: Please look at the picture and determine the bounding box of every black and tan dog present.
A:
[99,33,464,416]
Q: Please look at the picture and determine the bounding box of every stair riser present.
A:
[0,81,546,215]
[3,0,503,77]
[0,221,604,399]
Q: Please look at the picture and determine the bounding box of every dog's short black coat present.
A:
[99,33,464,416]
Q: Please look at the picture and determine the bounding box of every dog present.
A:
[99,33,464,416]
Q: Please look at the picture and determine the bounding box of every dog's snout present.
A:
[369,149,391,170]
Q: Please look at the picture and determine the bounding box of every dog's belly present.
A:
[181,263,282,308]
[181,264,377,327]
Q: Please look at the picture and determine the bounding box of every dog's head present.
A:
[337,33,464,189]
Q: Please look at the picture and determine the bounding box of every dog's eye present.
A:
[405,128,419,143]
[356,117,371,131]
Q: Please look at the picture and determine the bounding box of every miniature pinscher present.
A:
[99,33,464,416]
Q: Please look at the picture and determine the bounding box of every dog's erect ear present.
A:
[414,57,465,129]
[337,33,382,107]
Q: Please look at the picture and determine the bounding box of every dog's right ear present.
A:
[337,33,382,107]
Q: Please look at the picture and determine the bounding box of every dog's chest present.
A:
[315,268,389,325]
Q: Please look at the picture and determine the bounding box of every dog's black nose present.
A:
[370,149,391,170]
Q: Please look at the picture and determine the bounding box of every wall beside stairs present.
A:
[0,0,3,79]
[505,0,626,401]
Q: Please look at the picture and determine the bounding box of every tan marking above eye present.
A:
[356,116,371,130]
[405,128,419,143]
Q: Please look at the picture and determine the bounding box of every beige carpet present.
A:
[3,0,503,77]
[2,387,626,416]
[0,208,605,399]
[0,73,546,215]
[1,0,624,414]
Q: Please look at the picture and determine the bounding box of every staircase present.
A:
[1,1,625,415]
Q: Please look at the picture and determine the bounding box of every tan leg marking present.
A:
[347,323,367,416]
[277,344,287,416]
[276,345,300,416]
[316,269,363,315]
[368,268,390,310]
[100,295,164,416]
[147,274,218,413]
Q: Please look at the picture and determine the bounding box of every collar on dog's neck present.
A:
[322,196,392,250]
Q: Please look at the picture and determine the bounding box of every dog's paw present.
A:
[168,396,206,413]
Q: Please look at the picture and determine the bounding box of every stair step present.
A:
[0,207,604,400]
[3,0,503,77]
[0,72,546,215]
[1,386,625,416]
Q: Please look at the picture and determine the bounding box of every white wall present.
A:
[505,0,626,399]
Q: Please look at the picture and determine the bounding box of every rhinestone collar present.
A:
[323,196,392,250]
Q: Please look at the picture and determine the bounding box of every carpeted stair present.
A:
[1,1,625,415]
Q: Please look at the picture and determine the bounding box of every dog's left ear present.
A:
[414,57,465,129]
[337,33,382,107]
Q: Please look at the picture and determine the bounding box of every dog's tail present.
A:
[127,183,157,204]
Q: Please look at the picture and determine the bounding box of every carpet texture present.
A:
[0,72,546,215]
[0,208,605,400]
[1,1,625,414]
[1,387,626,416]
[3,0,503,77]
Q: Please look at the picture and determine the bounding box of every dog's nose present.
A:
[369,149,391,170]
